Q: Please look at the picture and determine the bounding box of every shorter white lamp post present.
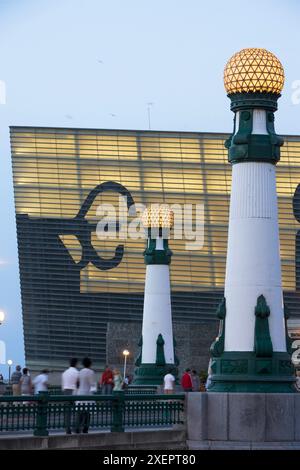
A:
[7,359,12,383]
[123,349,129,381]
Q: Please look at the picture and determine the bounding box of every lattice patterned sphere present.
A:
[224,48,284,95]
[142,205,174,229]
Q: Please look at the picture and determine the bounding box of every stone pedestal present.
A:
[187,392,300,449]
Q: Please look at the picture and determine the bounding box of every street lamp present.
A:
[7,359,12,383]
[208,48,294,392]
[134,205,176,385]
[122,349,129,380]
[0,311,5,325]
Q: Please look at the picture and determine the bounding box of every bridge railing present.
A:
[1,384,158,396]
[124,385,158,395]
[0,391,185,436]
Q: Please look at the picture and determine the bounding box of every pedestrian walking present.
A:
[205,359,213,391]
[11,365,22,396]
[62,358,79,395]
[191,370,200,391]
[62,358,79,434]
[33,370,49,394]
[99,365,113,395]
[163,369,175,394]
[112,368,123,391]
[20,368,32,395]
[181,368,193,392]
[75,357,96,434]
[0,373,5,395]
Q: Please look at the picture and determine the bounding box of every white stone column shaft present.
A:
[141,263,174,364]
[224,110,286,352]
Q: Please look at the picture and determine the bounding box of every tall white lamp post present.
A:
[123,349,129,380]
[7,359,12,384]
[209,48,295,392]
[134,205,178,385]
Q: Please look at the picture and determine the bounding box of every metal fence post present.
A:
[111,390,124,432]
[33,392,49,437]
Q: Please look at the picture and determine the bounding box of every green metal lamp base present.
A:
[133,363,178,386]
[208,351,295,393]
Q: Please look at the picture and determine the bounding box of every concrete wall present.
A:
[0,429,186,450]
[187,392,300,450]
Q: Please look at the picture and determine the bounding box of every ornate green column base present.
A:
[133,363,178,386]
[134,333,179,385]
[208,351,295,393]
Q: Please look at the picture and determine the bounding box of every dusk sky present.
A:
[0,0,299,377]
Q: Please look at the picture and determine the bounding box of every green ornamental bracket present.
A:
[225,91,284,165]
[156,334,166,366]
[210,297,226,357]
[254,295,273,358]
[225,108,283,165]
[144,238,172,265]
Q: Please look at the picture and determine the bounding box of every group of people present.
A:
[8,362,208,397]
[3,360,129,398]
[4,365,48,396]
[2,359,129,400]
[61,360,130,434]
[98,365,127,394]
[163,368,207,394]
[62,361,127,395]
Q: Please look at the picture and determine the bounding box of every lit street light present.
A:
[122,349,129,381]
[0,311,5,325]
[7,359,12,383]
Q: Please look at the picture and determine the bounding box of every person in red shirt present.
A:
[99,365,113,394]
[181,368,193,392]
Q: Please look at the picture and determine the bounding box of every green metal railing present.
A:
[0,385,64,396]
[1,384,158,396]
[125,385,157,395]
[0,392,185,436]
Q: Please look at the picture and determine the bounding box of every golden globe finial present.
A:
[142,205,174,229]
[224,48,284,95]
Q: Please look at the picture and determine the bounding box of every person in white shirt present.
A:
[78,359,96,395]
[163,369,175,394]
[205,358,213,391]
[62,358,79,435]
[76,357,96,434]
[62,358,79,395]
[33,370,49,394]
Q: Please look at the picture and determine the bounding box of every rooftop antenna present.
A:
[147,102,154,130]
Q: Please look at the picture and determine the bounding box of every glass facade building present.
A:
[10,127,300,371]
